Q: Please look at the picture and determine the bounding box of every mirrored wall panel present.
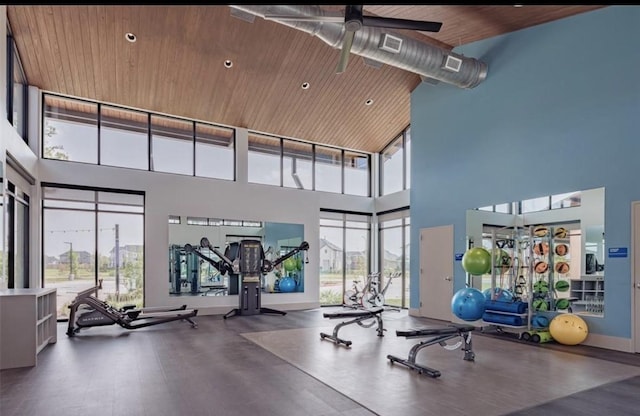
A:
[169,217,305,296]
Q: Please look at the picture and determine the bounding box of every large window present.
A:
[42,185,145,319]
[5,178,30,290]
[378,208,410,308]
[283,140,313,190]
[6,29,28,142]
[248,131,370,196]
[380,126,411,196]
[151,115,194,175]
[248,132,281,186]
[196,124,235,180]
[100,106,149,170]
[43,95,99,163]
[344,150,369,196]
[319,211,371,306]
[315,146,342,194]
[42,93,236,181]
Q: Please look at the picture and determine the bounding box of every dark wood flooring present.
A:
[1,307,639,416]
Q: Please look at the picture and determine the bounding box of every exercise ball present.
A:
[461,248,492,275]
[451,287,486,321]
[279,276,297,293]
[549,314,588,345]
[283,258,297,272]
[483,287,513,302]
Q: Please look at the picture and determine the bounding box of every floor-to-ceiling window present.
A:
[378,208,410,308]
[42,184,144,319]
[4,160,32,290]
[319,210,371,306]
[6,181,29,289]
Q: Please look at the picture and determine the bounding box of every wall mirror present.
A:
[466,187,605,318]
[168,216,305,297]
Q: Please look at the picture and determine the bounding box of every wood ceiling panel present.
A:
[368,5,606,47]
[7,5,606,154]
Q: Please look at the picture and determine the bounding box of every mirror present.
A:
[466,187,605,317]
[168,216,306,296]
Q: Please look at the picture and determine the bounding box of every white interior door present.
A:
[633,201,640,353]
[419,225,454,321]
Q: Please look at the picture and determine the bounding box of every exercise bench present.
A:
[387,323,475,378]
[320,306,385,347]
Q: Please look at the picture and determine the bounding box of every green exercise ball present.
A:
[283,257,297,272]
[462,248,492,275]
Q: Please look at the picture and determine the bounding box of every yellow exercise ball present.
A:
[549,314,589,345]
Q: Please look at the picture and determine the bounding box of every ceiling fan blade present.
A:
[362,16,442,32]
[335,30,355,74]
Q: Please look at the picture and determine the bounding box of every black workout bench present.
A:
[320,306,385,347]
[387,323,475,378]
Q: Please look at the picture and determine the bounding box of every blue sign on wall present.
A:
[455,253,464,261]
[608,247,628,258]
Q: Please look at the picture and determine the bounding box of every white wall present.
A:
[38,130,376,314]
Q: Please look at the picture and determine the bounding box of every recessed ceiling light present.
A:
[365,99,374,106]
[513,4,524,7]
[301,82,310,90]
[224,60,233,68]
[125,32,137,43]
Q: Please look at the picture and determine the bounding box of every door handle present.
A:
[444,276,452,281]
[636,282,640,289]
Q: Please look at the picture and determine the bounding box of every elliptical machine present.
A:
[67,286,198,337]
[186,237,309,319]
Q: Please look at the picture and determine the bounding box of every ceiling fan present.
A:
[264,5,443,74]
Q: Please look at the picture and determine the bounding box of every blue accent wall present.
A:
[410,6,640,338]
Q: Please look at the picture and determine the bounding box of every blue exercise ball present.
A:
[279,276,297,293]
[451,287,486,321]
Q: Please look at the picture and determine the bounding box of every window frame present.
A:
[6,29,29,143]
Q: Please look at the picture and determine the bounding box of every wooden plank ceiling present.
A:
[7,5,605,153]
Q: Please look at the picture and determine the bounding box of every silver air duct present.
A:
[229,5,488,89]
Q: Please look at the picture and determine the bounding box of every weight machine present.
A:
[185,237,310,319]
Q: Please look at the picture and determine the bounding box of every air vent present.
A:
[378,33,403,54]
[443,55,462,72]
